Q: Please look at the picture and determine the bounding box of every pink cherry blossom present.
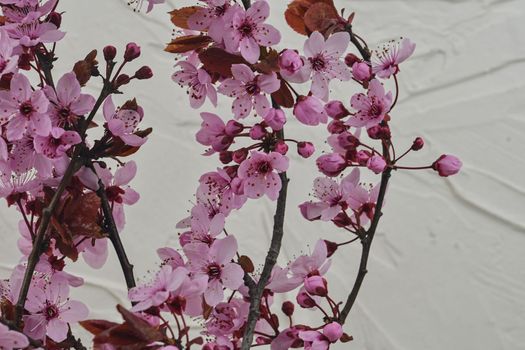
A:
[102,96,147,146]
[0,322,29,350]
[0,169,40,200]
[44,71,96,128]
[188,0,240,43]
[223,0,281,64]
[290,31,351,101]
[7,134,53,178]
[78,238,109,269]
[340,169,382,226]
[218,64,280,119]
[299,168,360,221]
[167,273,208,317]
[1,0,56,23]
[34,127,81,159]
[372,38,415,79]
[289,240,331,283]
[196,112,231,152]
[196,168,247,216]
[205,298,249,336]
[293,95,328,126]
[129,265,188,311]
[176,203,225,245]
[23,275,89,342]
[316,153,346,177]
[172,59,217,109]
[432,154,462,177]
[0,29,18,80]
[5,20,64,47]
[237,151,289,200]
[347,79,393,129]
[183,236,244,306]
[0,73,51,141]
[299,322,343,350]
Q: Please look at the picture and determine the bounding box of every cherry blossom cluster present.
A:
[0,0,153,348]
[0,0,462,349]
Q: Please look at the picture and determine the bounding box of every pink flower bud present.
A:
[367,155,387,174]
[297,142,315,158]
[233,148,248,163]
[256,337,271,345]
[293,96,328,126]
[352,62,371,81]
[225,120,244,135]
[344,53,360,67]
[296,289,316,308]
[279,49,303,75]
[316,153,346,177]
[356,150,371,166]
[281,301,295,316]
[333,212,352,227]
[323,322,343,343]
[367,124,391,140]
[432,154,462,177]
[411,137,424,151]
[103,45,117,61]
[327,120,347,134]
[135,66,153,80]
[304,276,328,296]
[249,124,266,140]
[224,165,239,180]
[324,100,349,119]
[274,140,289,155]
[179,232,192,246]
[115,74,130,87]
[124,42,141,62]
[337,131,359,150]
[263,108,286,131]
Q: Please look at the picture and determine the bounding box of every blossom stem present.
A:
[16,199,34,239]
[337,236,360,246]
[390,74,400,112]
[394,148,412,163]
[344,25,371,62]
[393,165,432,171]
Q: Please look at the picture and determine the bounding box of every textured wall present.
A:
[1,0,524,349]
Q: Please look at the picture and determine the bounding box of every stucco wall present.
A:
[1,0,524,349]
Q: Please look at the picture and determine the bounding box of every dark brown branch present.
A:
[241,0,251,9]
[14,85,112,326]
[345,24,371,62]
[95,178,136,289]
[338,168,391,324]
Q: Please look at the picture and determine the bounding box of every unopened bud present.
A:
[135,66,153,80]
[124,42,141,62]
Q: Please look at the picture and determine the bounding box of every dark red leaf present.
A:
[165,35,213,54]
[271,79,295,108]
[80,319,120,336]
[238,255,255,273]
[169,6,201,29]
[198,47,248,78]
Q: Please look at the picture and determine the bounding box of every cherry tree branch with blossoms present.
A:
[0,0,463,349]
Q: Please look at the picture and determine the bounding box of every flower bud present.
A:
[432,155,462,177]
[281,301,295,316]
[225,120,244,135]
[279,49,303,75]
[103,45,117,62]
[219,151,233,164]
[333,212,352,227]
[296,289,316,309]
[297,142,315,158]
[249,124,266,140]
[411,137,424,151]
[367,155,387,174]
[224,165,239,180]
[337,131,359,150]
[324,240,338,258]
[274,140,289,155]
[367,124,390,140]
[48,12,62,28]
[124,42,141,62]
[344,53,360,67]
[233,148,248,164]
[304,276,328,297]
[324,100,349,119]
[263,108,286,131]
[316,153,346,177]
[115,74,131,87]
[323,322,343,343]
[327,120,347,134]
[134,66,153,80]
[352,62,371,81]
[293,95,327,126]
[356,150,371,166]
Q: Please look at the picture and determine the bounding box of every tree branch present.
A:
[95,178,136,289]
[345,24,371,62]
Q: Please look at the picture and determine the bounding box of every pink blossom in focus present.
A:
[316,153,346,177]
[347,79,392,129]
[205,298,249,336]
[102,96,147,146]
[34,127,81,159]
[5,20,64,47]
[0,29,18,80]
[172,59,217,109]
[293,95,328,126]
[218,63,280,119]
[432,154,462,177]
[238,151,289,200]
[223,0,281,63]
[299,322,343,349]
[372,38,415,79]
[195,112,231,153]
[188,0,240,43]
[366,155,387,174]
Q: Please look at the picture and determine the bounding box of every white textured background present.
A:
[1,0,525,349]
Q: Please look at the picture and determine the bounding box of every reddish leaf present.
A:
[62,192,103,239]
[80,320,120,336]
[340,332,354,342]
[198,47,248,78]
[304,2,341,35]
[165,35,213,54]
[104,127,152,158]
[271,79,295,108]
[238,255,255,273]
[170,6,201,29]
[73,49,98,86]
[285,0,340,35]
[116,305,164,343]
[253,48,280,74]
[94,323,146,346]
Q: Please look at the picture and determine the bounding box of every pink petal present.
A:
[70,93,96,115]
[46,318,69,342]
[204,279,224,306]
[59,300,89,322]
[253,24,281,47]
[232,95,253,119]
[253,94,270,117]
[56,72,80,105]
[246,0,269,23]
[304,31,325,57]
[324,32,350,57]
[239,37,260,64]
[231,64,255,83]
[211,236,238,264]
[258,72,280,94]
[102,96,116,122]
[221,262,244,290]
[114,161,137,186]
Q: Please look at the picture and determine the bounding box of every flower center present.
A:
[19,101,33,116]
[207,263,221,278]
[369,103,382,117]
[309,55,326,71]
[45,304,59,320]
[214,5,227,17]
[257,161,272,174]
[106,186,125,203]
[245,80,260,95]
[238,21,255,37]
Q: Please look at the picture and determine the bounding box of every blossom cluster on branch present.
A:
[0,0,462,349]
